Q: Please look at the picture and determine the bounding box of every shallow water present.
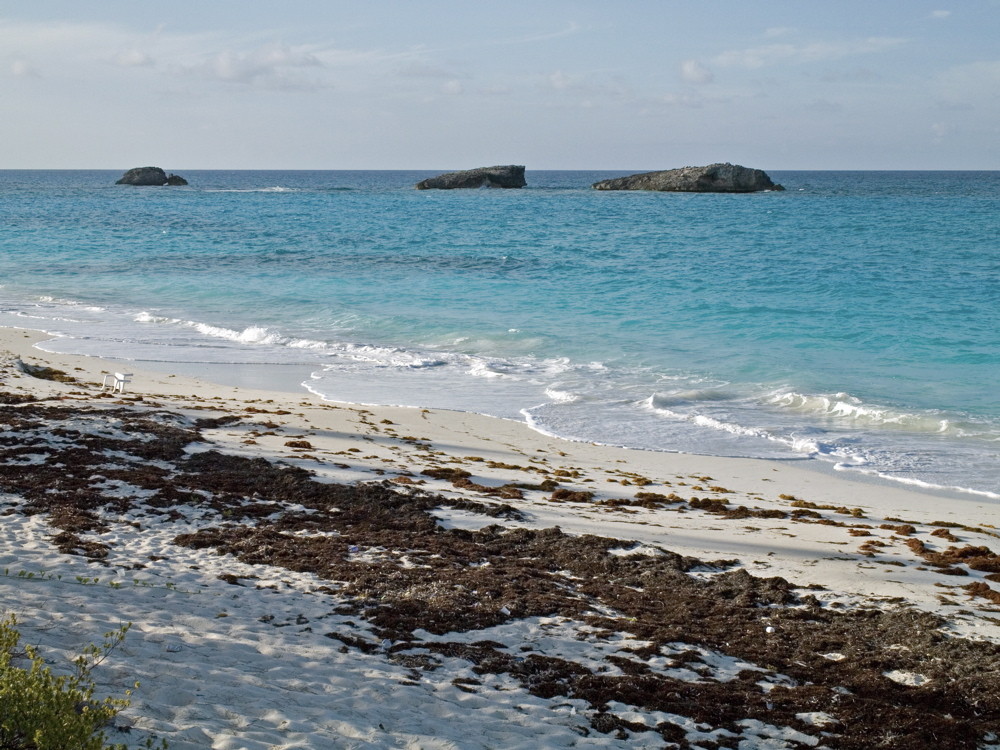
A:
[1,169,998,498]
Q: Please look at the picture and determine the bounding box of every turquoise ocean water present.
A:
[1,169,998,499]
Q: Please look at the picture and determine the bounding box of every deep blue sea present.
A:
[1,169,998,499]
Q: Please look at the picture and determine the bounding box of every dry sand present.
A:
[2,326,999,749]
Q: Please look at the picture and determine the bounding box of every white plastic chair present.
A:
[101,372,134,394]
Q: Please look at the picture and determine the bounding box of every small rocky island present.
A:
[592,163,783,193]
[416,165,526,190]
[115,166,188,186]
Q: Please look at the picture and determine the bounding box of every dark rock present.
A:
[115,166,188,186]
[592,163,783,193]
[416,165,526,190]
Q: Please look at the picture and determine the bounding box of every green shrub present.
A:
[0,614,165,749]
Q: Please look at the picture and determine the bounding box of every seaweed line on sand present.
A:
[2,395,1000,748]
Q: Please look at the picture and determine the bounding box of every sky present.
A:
[2,1,998,170]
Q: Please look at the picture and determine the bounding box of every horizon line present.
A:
[3,167,1000,173]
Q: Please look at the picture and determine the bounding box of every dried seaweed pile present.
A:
[2,398,999,748]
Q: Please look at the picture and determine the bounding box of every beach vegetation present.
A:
[930,527,960,542]
[785,497,866,518]
[634,491,685,504]
[18,361,77,383]
[0,615,166,749]
[549,488,594,503]
[485,460,529,471]
[0,391,39,404]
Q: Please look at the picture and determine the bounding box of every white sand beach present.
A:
[2,326,999,749]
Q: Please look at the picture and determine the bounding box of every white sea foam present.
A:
[189,322,286,346]
[834,463,1000,500]
[468,360,517,379]
[544,387,579,404]
[642,392,930,464]
[8,312,85,324]
[649,389,734,408]
[134,311,179,324]
[767,390,955,434]
[203,186,298,193]
[36,295,104,312]
[5,286,998,501]
[788,436,825,456]
[689,414,777,443]
[131,311,458,370]
[236,325,286,345]
[287,338,329,350]
[332,342,447,369]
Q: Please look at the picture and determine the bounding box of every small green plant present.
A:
[0,614,167,749]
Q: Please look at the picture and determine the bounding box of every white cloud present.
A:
[542,69,634,104]
[113,49,153,68]
[935,100,973,111]
[0,18,115,49]
[932,59,1000,104]
[680,59,713,84]
[0,17,185,74]
[478,84,512,96]
[820,67,879,83]
[713,37,906,69]
[397,62,455,79]
[199,43,321,85]
[929,10,951,19]
[0,17,380,93]
[10,59,38,77]
[506,21,581,46]
[804,99,844,114]
[660,91,706,108]
[549,70,572,90]
[0,7,995,169]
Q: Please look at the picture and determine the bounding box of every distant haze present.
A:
[1,1,997,170]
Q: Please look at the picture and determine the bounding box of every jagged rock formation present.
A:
[592,163,783,193]
[416,165,526,190]
[115,167,188,186]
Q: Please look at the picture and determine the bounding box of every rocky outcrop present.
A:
[592,163,783,193]
[115,167,188,186]
[416,165,526,190]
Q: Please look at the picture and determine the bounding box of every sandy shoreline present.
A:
[2,325,1000,748]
